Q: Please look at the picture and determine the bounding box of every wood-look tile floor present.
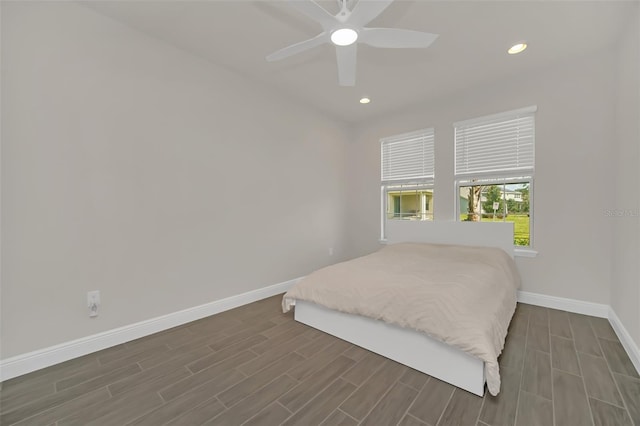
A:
[1,295,639,426]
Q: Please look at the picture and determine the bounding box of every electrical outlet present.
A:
[87,290,100,318]
[329,247,334,256]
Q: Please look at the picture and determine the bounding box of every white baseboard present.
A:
[4,284,637,382]
[0,277,300,382]
[608,308,640,376]
[517,290,609,318]
[518,290,639,376]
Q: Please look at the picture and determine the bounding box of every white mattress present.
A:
[283,242,521,395]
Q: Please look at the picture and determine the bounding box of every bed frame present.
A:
[293,220,515,397]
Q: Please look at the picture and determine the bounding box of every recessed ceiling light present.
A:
[359,97,371,104]
[331,28,358,46]
[508,42,527,55]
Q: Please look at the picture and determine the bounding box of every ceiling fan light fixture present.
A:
[359,97,371,104]
[266,0,439,86]
[508,42,527,55]
[331,28,358,46]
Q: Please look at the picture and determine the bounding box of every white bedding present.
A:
[282,242,520,396]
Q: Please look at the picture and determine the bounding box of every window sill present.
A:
[381,239,537,257]
[514,248,538,258]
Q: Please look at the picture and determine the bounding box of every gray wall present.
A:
[346,48,618,305]
[1,2,350,358]
[346,13,640,350]
[612,5,640,348]
[1,1,638,362]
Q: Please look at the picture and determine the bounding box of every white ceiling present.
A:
[82,0,634,123]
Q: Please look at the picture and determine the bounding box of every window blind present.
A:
[455,107,535,178]
[381,128,435,184]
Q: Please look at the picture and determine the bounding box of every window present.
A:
[454,106,535,247]
[381,128,435,238]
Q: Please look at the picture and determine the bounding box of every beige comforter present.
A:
[282,242,520,396]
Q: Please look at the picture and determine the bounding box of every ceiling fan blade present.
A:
[336,44,357,86]
[359,27,439,48]
[288,0,336,29]
[349,0,394,27]
[266,32,328,62]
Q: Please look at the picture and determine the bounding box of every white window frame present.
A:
[454,106,536,252]
[380,128,435,240]
[455,177,534,248]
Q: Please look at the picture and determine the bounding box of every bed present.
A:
[282,220,520,396]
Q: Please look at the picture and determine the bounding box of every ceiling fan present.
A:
[266,0,439,86]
